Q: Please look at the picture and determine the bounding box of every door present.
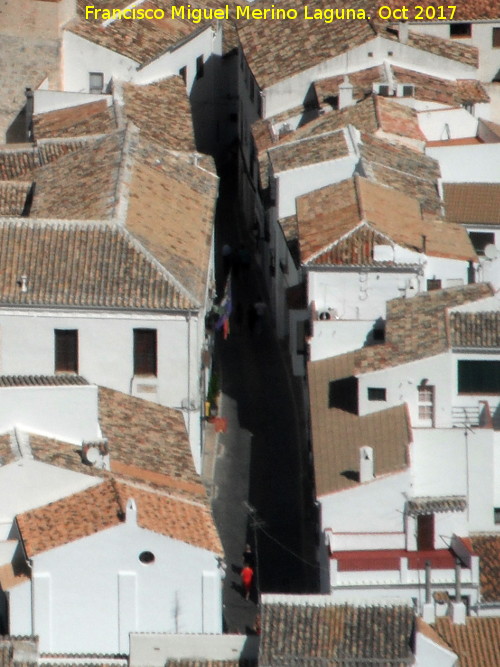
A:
[417,514,435,551]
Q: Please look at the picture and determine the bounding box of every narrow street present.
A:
[209,159,319,633]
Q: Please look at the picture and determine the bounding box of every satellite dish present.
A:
[484,244,499,260]
[85,447,100,465]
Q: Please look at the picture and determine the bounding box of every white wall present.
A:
[321,471,410,548]
[62,31,138,92]
[33,89,111,114]
[275,154,358,219]
[0,461,99,535]
[0,384,99,443]
[357,353,453,427]
[310,319,376,360]
[18,520,222,654]
[408,21,500,82]
[263,35,475,118]
[0,308,204,468]
[418,108,478,141]
[308,268,421,322]
[415,631,458,667]
[427,143,500,182]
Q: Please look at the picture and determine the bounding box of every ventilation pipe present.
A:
[359,446,374,483]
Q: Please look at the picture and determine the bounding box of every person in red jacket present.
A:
[241,564,254,601]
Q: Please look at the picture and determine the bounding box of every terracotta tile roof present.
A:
[268,129,349,173]
[16,478,223,558]
[0,375,88,387]
[310,283,494,380]
[126,140,218,305]
[406,31,478,68]
[471,535,500,602]
[314,67,385,107]
[29,386,206,501]
[32,100,118,141]
[0,433,16,467]
[407,496,467,516]
[0,182,31,216]
[236,0,379,89]
[443,182,500,224]
[308,365,410,495]
[450,311,500,347]
[433,617,500,667]
[380,0,500,21]
[97,386,205,497]
[296,176,475,266]
[359,133,442,216]
[30,132,124,220]
[259,601,415,666]
[121,78,196,151]
[69,0,232,64]
[0,140,87,181]
[375,95,425,141]
[391,66,489,105]
[0,220,193,310]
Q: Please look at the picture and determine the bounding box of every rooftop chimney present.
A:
[126,498,137,525]
[422,560,435,623]
[359,446,374,483]
[451,558,466,624]
[339,75,354,109]
[399,22,409,44]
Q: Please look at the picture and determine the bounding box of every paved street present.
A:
[207,161,319,633]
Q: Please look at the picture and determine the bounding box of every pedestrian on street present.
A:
[241,564,254,601]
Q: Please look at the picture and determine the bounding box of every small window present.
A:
[401,85,414,98]
[89,72,104,94]
[493,27,500,47]
[139,551,155,564]
[450,23,472,38]
[494,508,500,524]
[378,84,390,97]
[427,279,442,291]
[469,232,495,256]
[368,387,386,401]
[373,328,385,342]
[196,55,204,79]
[55,330,78,374]
[134,329,157,376]
[179,66,187,84]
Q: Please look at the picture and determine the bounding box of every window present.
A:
[450,23,472,38]
[368,387,386,401]
[458,360,500,394]
[417,514,434,550]
[418,385,434,425]
[89,72,104,94]
[493,27,500,47]
[401,85,414,97]
[134,329,157,376]
[427,278,442,291]
[179,66,187,84]
[55,330,78,373]
[196,55,204,79]
[469,231,495,256]
[139,551,155,564]
[494,508,500,524]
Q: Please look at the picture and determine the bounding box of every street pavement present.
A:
[205,161,319,634]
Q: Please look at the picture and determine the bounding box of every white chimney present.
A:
[451,559,466,624]
[20,275,28,293]
[399,22,409,44]
[339,75,354,109]
[359,446,374,483]
[126,498,137,525]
